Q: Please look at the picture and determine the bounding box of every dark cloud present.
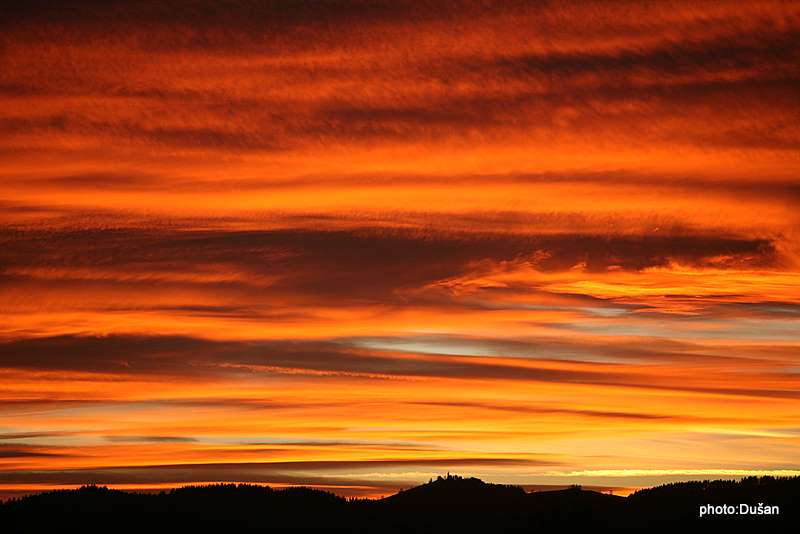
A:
[241,439,438,450]
[349,334,766,366]
[2,2,796,151]
[455,29,799,82]
[0,445,71,458]
[305,77,798,150]
[104,436,198,443]
[0,432,72,440]
[0,457,550,485]
[408,401,673,421]
[15,172,166,191]
[0,397,354,415]
[0,115,285,152]
[9,74,792,152]
[0,334,219,375]
[1,334,797,399]
[0,334,613,384]
[691,301,800,320]
[0,0,452,37]
[0,227,779,305]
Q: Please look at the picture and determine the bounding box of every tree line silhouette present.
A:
[1,473,797,531]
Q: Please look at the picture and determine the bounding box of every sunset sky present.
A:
[1,1,799,498]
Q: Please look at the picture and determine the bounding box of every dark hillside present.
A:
[1,474,796,532]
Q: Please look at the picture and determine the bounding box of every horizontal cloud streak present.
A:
[1,334,798,400]
[0,457,551,486]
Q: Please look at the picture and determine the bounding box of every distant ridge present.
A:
[1,474,797,531]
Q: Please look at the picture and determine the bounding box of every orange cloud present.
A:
[1,0,798,496]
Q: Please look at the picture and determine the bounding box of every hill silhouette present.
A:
[1,474,797,531]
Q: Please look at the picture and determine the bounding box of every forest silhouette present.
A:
[1,474,797,531]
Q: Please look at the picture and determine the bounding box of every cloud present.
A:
[2,1,797,154]
[408,401,673,421]
[0,334,607,383]
[0,457,550,485]
[0,227,780,304]
[1,334,797,400]
[0,432,73,441]
[104,436,198,443]
[0,448,68,459]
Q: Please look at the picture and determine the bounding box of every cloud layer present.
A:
[1,0,798,496]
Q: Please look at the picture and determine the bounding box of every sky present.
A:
[1,0,799,498]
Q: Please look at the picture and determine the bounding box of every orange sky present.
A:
[1,0,799,498]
